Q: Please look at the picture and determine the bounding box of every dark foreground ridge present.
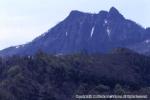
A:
[0,48,150,100]
[0,7,150,56]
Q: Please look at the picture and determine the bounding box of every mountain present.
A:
[0,7,150,56]
[0,48,150,100]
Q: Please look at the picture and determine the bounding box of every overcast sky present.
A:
[0,0,149,50]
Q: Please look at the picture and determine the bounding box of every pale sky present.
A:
[0,0,149,50]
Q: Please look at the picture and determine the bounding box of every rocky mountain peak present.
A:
[69,10,84,16]
[67,10,87,20]
[0,7,149,56]
[109,7,119,13]
[108,7,124,20]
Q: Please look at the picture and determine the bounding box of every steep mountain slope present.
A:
[129,28,150,54]
[0,7,149,56]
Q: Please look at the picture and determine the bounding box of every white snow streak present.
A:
[90,26,95,37]
[106,27,111,39]
[66,32,68,36]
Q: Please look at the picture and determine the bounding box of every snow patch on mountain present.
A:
[15,44,25,49]
[145,39,150,43]
[15,46,20,49]
[66,32,68,36]
[90,26,95,37]
[104,19,108,24]
[106,27,111,39]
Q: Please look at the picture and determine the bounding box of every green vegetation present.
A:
[0,50,150,100]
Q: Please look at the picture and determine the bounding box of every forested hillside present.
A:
[0,48,150,100]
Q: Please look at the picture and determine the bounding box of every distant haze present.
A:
[0,0,149,50]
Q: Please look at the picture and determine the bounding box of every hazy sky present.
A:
[0,0,149,50]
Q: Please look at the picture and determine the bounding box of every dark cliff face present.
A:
[0,7,149,56]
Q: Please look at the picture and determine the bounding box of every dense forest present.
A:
[0,48,150,100]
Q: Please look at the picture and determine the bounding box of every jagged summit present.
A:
[68,7,124,21]
[109,7,119,13]
[0,7,149,56]
[69,7,122,17]
[108,7,124,20]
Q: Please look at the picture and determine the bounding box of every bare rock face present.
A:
[0,7,149,56]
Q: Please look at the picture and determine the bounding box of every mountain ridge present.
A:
[0,7,150,56]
